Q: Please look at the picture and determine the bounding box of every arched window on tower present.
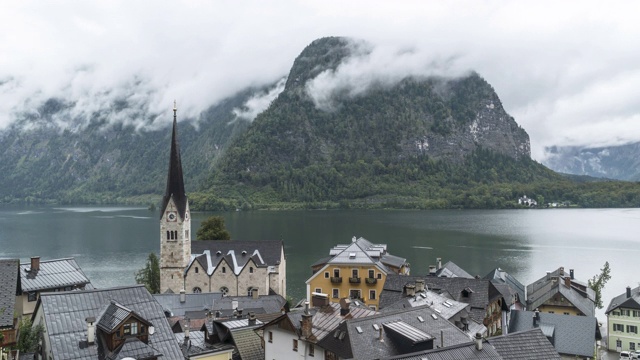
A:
[193,287,202,293]
[166,231,170,240]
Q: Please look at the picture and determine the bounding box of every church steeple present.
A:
[160,101,187,220]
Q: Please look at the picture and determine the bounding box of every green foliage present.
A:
[17,318,44,353]
[135,253,160,294]
[196,216,231,240]
[588,261,612,309]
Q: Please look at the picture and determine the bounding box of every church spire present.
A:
[160,101,187,219]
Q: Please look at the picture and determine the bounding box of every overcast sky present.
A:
[2,1,639,159]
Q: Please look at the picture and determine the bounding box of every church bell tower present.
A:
[159,101,191,294]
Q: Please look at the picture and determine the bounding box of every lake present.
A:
[1,205,638,321]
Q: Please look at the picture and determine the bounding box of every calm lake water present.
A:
[1,206,638,320]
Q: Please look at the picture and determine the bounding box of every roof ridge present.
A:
[20,257,76,264]
[39,284,146,297]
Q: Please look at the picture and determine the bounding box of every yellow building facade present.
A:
[307,263,387,310]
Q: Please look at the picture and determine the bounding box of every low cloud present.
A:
[232,78,287,122]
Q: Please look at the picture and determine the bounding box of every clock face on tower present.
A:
[167,211,177,222]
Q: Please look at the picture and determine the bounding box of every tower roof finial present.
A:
[173,100,177,121]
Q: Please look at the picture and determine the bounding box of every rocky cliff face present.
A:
[543,142,640,181]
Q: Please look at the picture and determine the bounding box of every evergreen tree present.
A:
[135,253,160,294]
[196,216,231,240]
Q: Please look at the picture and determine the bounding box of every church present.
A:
[159,103,286,297]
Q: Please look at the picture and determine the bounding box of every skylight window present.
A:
[434,308,441,313]
[356,326,363,334]
[417,316,424,323]
[420,293,427,298]
[349,252,356,259]
[373,324,380,331]
[442,302,451,308]
[431,314,438,320]
[444,300,453,306]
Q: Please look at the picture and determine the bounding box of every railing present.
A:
[349,277,361,284]
[365,277,377,285]
[330,277,342,283]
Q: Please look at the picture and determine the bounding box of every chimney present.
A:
[415,279,425,293]
[474,333,483,351]
[437,257,442,270]
[237,308,243,319]
[232,300,238,311]
[378,327,384,342]
[30,256,40,272]
[312,293,329,308]
[340,298,351,316]
[533,309,540,327]
[405,284,416,297]
[564,276,571,288]
[252,288,259,299]
[86,317,96,345]
[559,267,564,276]
[429,265,437,275]
[546,271,551,281]
[215,310,221,318]
[248,312,257,326]
[627,286,632,298]
[352,236,357,243]
[301,302,312,338]
[180,289,186,303]
[570,269,574,280]
[184,320,190,339]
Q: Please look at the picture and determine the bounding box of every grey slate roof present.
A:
[106,337,162,360]
[190,240,284,276]
[312,237,407,274]
[37,284,182,360]
[606,286,640,314]
[436,261,474,278]
[383,328,561,360]
[19,258,91,292]
[176,330,235,358]
[230,328,265,360]
[154,293,286,320]
[489,328,560,359]
[526,267,595,316]
[317,305,470,360]
[484,268,525,307]
[97,301,134,333]
[0,259,19,328]
[381,275,503,324]
[508,310,600,358]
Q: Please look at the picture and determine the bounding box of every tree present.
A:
[16,318,44,353]
[588,261,611,309]
[135,253,160,294]
[196,216,231,240]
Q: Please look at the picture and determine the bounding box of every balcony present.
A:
[330,277,343,283]
[365,277,377,285]
[349,277,361,284]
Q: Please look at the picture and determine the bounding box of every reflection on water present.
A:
[1,205,638,321]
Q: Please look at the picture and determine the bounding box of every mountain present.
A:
[212,37,563,208]
[543,142,640,181]
[0,87,265,203]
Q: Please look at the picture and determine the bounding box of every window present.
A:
[293,339,298,351]
[268,331,273,343]
[166,231,170,240]
[315,288,322,294]
[141,324,145,334]
[350,289,361,300]
[548,311,554,314]
[613,311,621,316]
[124,323,131,335]
[195,267,199,273]
[622,309,631,316]
[222,267,226,273]
[248,287,255,296]
[632,342,637,350]
[377,273,382,279]
[617,340,622,348]
[614,323,625,332]
[563,312,569,315]
[368,270,375,278]
[369,290,376,300]
[333,269,340,277]
[325,272,330,278]
[352,269,358,278]
[309,343,314,356]
[634,310,640,317]
[220,286,229,296]
[332,288,339,298]
[628,325,638,334]
[28,292,37,302]
[130,322,138,335]
[250,267,254,273]
[193,287,202,293]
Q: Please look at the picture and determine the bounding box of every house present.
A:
[381,279,487,338]
[153,291,286,334]
[0,259,19,350]
[306,237,409,310]
[518,195,538,207]
[316,304,471,360]
[485,267,526,333]
[427,258,474,278]
[509,309,601,359]
[159,103,286,297]
[31,284,183,360]
[381,275,507,336]
[383,328,561,360]
[18,256,92,317]
[260,295,377,360]
[176,330,234,359]
[200,314,265,360]
[526,267,595,316]
[605,286,640,353]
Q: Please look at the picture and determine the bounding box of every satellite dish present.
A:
[148,326,155,335]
